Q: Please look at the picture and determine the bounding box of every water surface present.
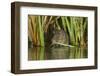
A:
[28,47,87,60]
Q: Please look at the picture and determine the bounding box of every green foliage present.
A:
[28,15,87,47]
[61,16,87,47]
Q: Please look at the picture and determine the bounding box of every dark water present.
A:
[28,47,88,60]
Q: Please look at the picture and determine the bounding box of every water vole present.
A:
[51,29,67,47]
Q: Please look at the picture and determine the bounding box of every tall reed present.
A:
[28,15,87,47]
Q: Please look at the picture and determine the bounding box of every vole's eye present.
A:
[53,31,55,34]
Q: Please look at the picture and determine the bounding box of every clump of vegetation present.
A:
[28,15,88,48]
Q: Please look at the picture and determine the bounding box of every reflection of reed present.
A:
[68,47,87,59]
[28,47,45,60]
[28,47,87,60]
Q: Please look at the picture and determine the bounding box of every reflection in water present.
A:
[28,47,87,60]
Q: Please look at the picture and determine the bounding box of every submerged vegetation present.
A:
[28,15,88,48]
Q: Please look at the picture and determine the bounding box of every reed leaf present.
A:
[38,16,45,46]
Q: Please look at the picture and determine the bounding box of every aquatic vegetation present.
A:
[28,15,88,48]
